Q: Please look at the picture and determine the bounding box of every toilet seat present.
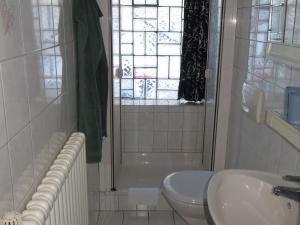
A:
[162,170,213,205]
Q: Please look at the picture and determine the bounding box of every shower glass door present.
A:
[203,0,224,170]
[111,0,225,190]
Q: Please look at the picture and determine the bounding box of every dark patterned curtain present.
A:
[178,0,209,102]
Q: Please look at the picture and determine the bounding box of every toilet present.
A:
[162,171,214,225]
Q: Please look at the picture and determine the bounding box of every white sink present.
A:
[207,170,299,225]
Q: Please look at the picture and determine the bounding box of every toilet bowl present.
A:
[162,171,214,225]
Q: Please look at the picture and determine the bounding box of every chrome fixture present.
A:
[273,175,300,202]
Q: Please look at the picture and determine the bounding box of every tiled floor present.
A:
[89,211,189,225]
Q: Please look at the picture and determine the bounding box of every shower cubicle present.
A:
[110,0,224,192]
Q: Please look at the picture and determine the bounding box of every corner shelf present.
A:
[266,110,300,149]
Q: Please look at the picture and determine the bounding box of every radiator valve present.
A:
[0,212,22,225]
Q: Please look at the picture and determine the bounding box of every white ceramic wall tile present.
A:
[168,113,183,131]
[227,0,300,175]
[8,126,34,209]
[20,0,41,52]
[0,0,23,60]
[167,131,182,151]
[153,131,168,150]
[1,57,30,139]
[0,0,76,214]
[154,113,169,131]
[25,52,48,118]
[182,131,198,152]
[0,146,14,213]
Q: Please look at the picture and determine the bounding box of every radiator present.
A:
[19,133,89,225]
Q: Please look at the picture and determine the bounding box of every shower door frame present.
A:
[110,0,228,190]
[202,0,227,171]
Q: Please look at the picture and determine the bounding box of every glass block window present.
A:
[113,0,184,99]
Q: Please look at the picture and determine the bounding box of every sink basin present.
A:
[207,170,299,225]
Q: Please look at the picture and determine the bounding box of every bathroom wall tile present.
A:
[138,131,154,150]
[153,131,168,150]
[0,78,7,148]
[154,113,169,131]
[227,2,300,175]
[25,52,48,118]
[124,113,139,130]
[149,211,173,225]
[1,57,30,139]
[0,146,14,213]
[20,0,41,52]
[8,126,34,209]
[183,113,199,131]
[277,141,299,176]
[168,113,183,130]
[182,131,198,152]
[124,131,139,150]
[167,131,182,151]
[139,112,154,131]
[53,0,65,45]
[0,0,23,60]
[30,111,50,178]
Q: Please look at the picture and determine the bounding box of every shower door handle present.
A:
[116,67,124,79]
[205,69,211,80]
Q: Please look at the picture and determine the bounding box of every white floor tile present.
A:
[149,211,174,225]
[123,211,148,225]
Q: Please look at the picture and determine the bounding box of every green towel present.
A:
[74,0,108,163]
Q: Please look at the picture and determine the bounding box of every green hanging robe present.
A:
[74,0,108,163]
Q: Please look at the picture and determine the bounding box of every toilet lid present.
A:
[162,170,214,205]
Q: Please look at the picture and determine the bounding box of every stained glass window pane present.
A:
[158,32,181,44]
[121,7,132,30]
[146,32,157,55]
[121,44,133,54]
[146,0,157,4]
[134,56,157,67]
[170,8,182,31]
[120,0,132,5]
[122,90,134,98]
[159,0,182,6]
[117,0,184,100]
[158,44,181,55]
[158,56,169,78]
[121,32,133,43]
[134,79,145,98]
[158,80,179,90]
[146,79,157,99]
[158,7,169,31]
[134,32,145,55]
[122,79,133,89]
[157,90,178,99]
[122,56,133,78]
[134,68,156,78]
[169,56,181,78]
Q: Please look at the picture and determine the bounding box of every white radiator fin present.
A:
[20,133,89,225]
